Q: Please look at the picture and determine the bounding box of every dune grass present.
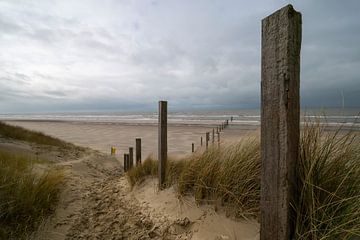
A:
[0,150,64,239]
[0,121,83,151]
[126,156,186,188]
[294,123,360,239]
[127,123,360,239]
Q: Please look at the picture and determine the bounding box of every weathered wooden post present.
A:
[158,100,167,189]
[260,4,301,240]
[217,132,220,146]
[212,128,215,144]
[205,132,209,150]
[192,143,194,153]
[123,153,127,172]
[201,136,203,146]
[129,147,134,169]
[136,138,141,165]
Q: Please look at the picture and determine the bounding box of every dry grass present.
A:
[0,150,64,239]
[127,123,360,239]
[294,122,360,239]
[126,156,186,188]
[178,139,260,218]
[0,121,83,151]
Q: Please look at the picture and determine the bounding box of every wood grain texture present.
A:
[158,101,167,189]
[260,4,301,240]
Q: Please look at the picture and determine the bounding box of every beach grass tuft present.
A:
[0,150,64,239]
[294,122,360,239]
[127,122,360,239]
[126,156,187,188]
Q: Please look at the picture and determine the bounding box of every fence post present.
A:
[136,138,141,165]
[217,132,220,147]
[123,153,127,172]
[260,5,301,240]
[205,132,209,150]
[212,128,215,144]
[158,100,167,189]
[201,136,203,146]
[192,143,194,153]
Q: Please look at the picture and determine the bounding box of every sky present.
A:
[0,0,359,113]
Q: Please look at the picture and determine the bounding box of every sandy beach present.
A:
[0,121,260,239]
[6,120,259,159]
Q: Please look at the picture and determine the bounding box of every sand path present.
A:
[32,148,193,239]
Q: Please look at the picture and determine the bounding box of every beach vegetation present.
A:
[0,121,83,151]
[127,123,360,239]
[0,150,64,239]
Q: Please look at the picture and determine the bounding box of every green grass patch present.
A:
[0,150,64,239]
[127,123,360,239]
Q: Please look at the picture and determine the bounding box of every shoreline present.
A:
[3,118,359,131]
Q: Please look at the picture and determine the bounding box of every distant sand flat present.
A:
[6,121,258,159]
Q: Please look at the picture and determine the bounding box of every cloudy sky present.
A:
[0,0,359,113]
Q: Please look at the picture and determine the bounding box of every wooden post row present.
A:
[158,101,167,189]
[136,138,141,165]
[260,4,301,240]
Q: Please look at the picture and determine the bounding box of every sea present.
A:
[0,108,359,129]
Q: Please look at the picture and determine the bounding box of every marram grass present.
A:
[127,123,360,239]
[294,122,360,239]
[0,150,64,239]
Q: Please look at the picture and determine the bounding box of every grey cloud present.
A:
[0,0,359,113]
[0,16,23,34]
